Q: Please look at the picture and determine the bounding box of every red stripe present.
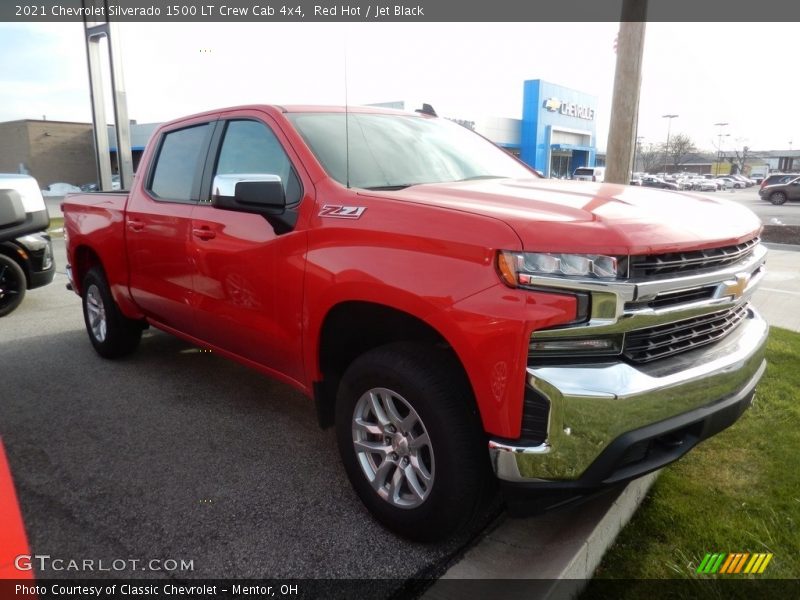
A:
[0,438,33,580]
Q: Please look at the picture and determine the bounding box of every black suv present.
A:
[1,174,56,316]
[758,175,800,205]
[0,233,55,316]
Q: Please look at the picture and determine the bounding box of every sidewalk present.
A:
[754,246,800,333]
[427,244,798,598]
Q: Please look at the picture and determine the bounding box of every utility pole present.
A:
[604,0,647,185]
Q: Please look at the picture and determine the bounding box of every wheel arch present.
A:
[0,243,30,288]
[313,300,478,430]
[71,244,103,296]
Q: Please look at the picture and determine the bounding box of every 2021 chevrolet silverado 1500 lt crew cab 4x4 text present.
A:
[63,105,768,541]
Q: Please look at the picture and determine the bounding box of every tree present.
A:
[666,133,697,168]
[638,143,663,173]
[727,141,750,174]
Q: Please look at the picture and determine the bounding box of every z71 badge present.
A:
[318,205,367,219]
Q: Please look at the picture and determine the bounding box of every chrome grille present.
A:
[629,238,759,278]
[623,303,750,364]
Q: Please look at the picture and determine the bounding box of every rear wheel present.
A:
[769,191,788,205]
[0,254,26,317]
[335,342,492,541]
[82,266,143,358]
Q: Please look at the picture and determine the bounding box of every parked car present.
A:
[0,173,54,316]
[41,182,81,197]
[0,233,56,317]
[79,174,122,193]
[572,166,605,182]
[730,174,754,187]
[760,173,797,190]
[717,176,746,189]
[1,174,50,241]
[758,175,800,205]
[695,179,719,192]
[641,176,679,190]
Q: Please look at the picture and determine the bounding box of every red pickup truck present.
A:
[64,105,768,541]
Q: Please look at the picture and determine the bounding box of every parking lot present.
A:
[693,185,800,226]
[0,237,500,586]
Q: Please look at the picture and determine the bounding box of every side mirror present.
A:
[212,174,285,213]
[211,174,297,234]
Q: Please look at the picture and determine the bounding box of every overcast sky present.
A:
[1,21,797,153]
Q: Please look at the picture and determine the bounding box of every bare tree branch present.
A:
[666,133,697,168]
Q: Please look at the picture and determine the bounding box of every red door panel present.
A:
[190,206,307,383]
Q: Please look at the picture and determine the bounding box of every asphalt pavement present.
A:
[695,185,800,226]
[0,242,501,586]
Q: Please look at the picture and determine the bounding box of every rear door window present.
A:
[149,123,212,202]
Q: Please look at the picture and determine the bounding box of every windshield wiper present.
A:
[365,176,505,190]
[364,184,416,191]
[455,175,505,182]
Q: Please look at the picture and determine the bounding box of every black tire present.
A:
[335,342,492,542]
[0,254,26,317]
[81,266,143,358]
[769,191,788,205]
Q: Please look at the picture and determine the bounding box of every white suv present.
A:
[1,174,49,242]
[572,166,605,182]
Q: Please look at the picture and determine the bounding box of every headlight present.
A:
[496,251,621,287]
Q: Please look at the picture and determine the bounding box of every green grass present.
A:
[588,327,800,587]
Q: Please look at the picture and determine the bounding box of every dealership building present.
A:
[518,79,599,178]
[385,79,600,179]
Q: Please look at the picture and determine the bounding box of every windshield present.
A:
[286,112,534,189]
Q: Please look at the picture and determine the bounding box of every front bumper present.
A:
[488,306,768,491]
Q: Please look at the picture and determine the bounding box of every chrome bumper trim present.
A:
[489,307,768,482]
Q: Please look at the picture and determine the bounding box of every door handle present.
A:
[127,219,145,232]
[192,226,216,241]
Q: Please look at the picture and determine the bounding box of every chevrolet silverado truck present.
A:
[63,106,768,541]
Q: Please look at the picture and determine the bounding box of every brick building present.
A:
[0,119,96,188]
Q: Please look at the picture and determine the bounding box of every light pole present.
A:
[662,114,678,176]
[714,122,729,175]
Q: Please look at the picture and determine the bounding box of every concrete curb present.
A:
[764,242,800,252]
[424,472,659,598]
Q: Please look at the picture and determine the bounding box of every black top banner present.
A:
[3,0,800,22]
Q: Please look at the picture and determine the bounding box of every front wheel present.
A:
[769,191,788,205]
[0,255,26,317]
[82,266,143,358]
[335,343,492,541]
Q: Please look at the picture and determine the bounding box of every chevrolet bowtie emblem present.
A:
[543,98,562,112]
[720,273,751,300]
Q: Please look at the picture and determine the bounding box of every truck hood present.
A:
[361,178,762,255]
